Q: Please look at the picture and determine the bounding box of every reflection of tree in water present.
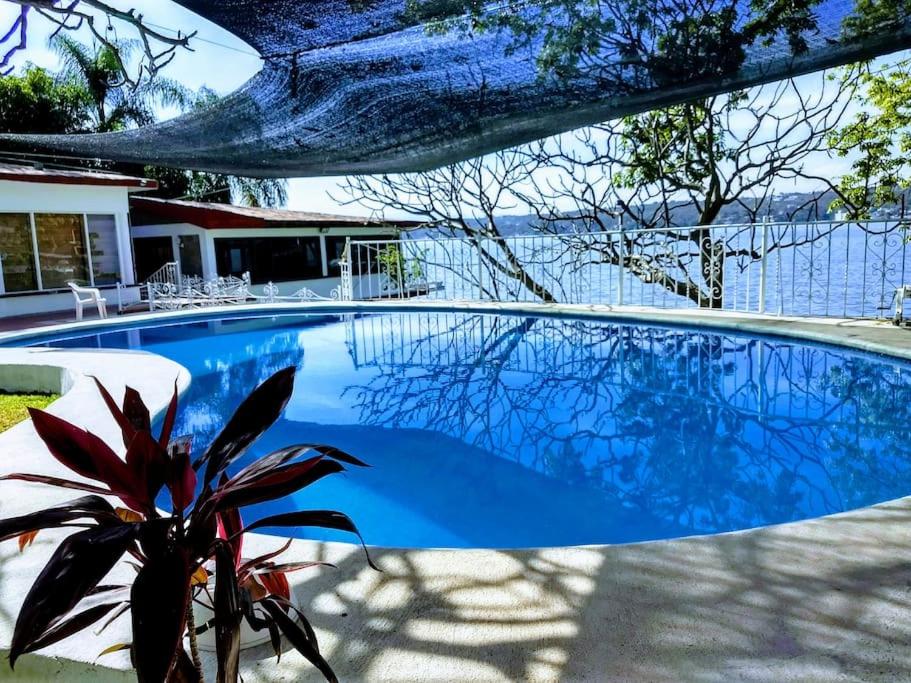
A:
[344,313,911,534]
[170,329,306,451]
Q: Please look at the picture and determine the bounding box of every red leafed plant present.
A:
[0,366,372,683]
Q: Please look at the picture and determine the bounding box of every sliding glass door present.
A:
[34,214,89,289]
[0,212,122,292]
[0,213,38,293]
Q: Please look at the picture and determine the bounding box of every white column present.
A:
[115,212,135,285]
[202,232,218,279]
[319,235,329,276]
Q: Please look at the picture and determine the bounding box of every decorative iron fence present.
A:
[345,220,911,319]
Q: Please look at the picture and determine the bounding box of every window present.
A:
[34,214,89,289]
[87,214,121,285]
[214,237,323,283]
[0,213,37,292]
[0,212,121,294]
[178,235,204,278]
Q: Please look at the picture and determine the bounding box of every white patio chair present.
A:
[68,281,108,321]
[894,285,911,326]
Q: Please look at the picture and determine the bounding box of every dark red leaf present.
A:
[122,386,151,434]
[216,499,243,569]
[229,445,316,484]
[10,524,137,667]
[201,367,297,487]
[258,571,290,601]
[158,380,180,448]
[214,541,242,683]
[0,473,112,496]
[251,561,335,575]
[28,408,143,511]
[0,495,116,544]
[131,547,191,683]
[213,458,343,511]
[266,619,282,663]
[238,539,292,577]
[260,599,337,683]
[23,601,122,655]
[91,377,135,449]
[124,430,169,513]
[231,444,367,486]
[307,446,369,468]
[167,442,197,514]
[243,510,377,570]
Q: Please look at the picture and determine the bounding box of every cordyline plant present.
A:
[0,366,373,682]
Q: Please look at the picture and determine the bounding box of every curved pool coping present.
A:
[1,301,910,682]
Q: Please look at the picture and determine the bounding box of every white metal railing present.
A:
[144,261,179,289]
[344,220,911,319]
[147,273,253,310]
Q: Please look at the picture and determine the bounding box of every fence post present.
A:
[477,237,484,300]
[341,237,353,301]
[758,219,769,315]
[617,228,625,306]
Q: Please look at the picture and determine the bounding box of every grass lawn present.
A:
[0,393,58,433]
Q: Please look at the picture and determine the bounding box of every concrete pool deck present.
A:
[0,302,909,682]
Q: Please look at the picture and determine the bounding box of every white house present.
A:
[0,164,423,320]
[129,197,420,299]
[0,164,155,318]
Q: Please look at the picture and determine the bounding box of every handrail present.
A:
[345,219,911,319]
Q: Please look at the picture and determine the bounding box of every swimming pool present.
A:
[15,309,911,548]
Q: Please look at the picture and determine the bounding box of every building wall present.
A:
[0,180,138,318]
[131,222,398,299]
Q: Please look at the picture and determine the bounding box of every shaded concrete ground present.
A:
[0,303,908,682]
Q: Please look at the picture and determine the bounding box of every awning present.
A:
[3,0,909,177]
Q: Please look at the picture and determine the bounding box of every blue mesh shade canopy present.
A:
[4,0,911,177]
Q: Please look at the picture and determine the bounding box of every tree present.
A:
[0,63,91,134]
[341,149,559,302]
[829,57,911,219]
[343,69,863,308]
[51,34,189,132]
[523,73,861,308]
[4,36,288,207]
[1,0,194,88]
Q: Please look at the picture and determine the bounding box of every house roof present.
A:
[0,163,157,190]
[130,196,422,230]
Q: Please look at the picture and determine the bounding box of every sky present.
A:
[0,0,895,219]
[0,0,368,215]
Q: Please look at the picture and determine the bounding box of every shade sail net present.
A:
[4,0,911,177]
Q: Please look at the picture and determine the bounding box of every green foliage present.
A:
[0,393,57,433]
[404,0,823,82]
[0,65,91,134]
[614,96,735,193]
[829,60,911,218]
[377,245,424,286]
[4,37,288,208]
[52,35,190,133]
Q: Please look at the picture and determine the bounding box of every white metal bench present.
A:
[67,282,108,321]
[894,286,911,326]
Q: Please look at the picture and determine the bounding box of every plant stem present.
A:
[186,595,204,682]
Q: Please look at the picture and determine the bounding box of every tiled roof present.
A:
[0,163,157,190]
[130,196,422,229]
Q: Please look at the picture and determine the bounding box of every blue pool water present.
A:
[16,310,911,548]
